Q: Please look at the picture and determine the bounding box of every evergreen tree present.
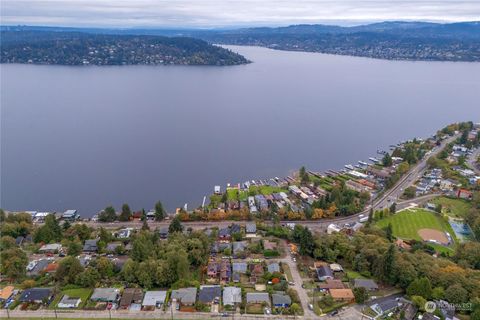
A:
[154,201,166,221]
[383,244,396,284]
[169,216,183,233]
[119,204,132,221]
[385,223,394,242]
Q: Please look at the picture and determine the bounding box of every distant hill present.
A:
[195,21,480,61]
[2,22,480,62]
[0,29,249,66]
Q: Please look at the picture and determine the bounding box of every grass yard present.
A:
[227,188,239,201]
[432,197,471,218]
[282,263,294,282]
[246,303,265,314]
[249,185,286,195]
[345,269,368,280]
[376,209,456,243]
[49,288,93,310]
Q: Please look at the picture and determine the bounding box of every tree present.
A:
[56,256,83,284]
[0,247,28,279]
[407,277,432,299]
[141,219,150,231]
[367,207,374,224]
[67,239,82,256]
[411,295,427,311]
[169,216,183,234]
[353,287,369,304]
[382,244,396,284]
[119,204,132,221]
[403,186,416,199]
[154,201,166,221]
[33,214,62,243]
[385,223,394,242]
[95,257,114,278]
[432,287,445,300]
[131,232,155,262]
[98,206,117,222]
[382,153,393,167]
[290,303,301,315]
[0,236,16,250]
[445,284,468,305]
[389,202,397,214]
[76,268,100,287]
[299,166,309,184]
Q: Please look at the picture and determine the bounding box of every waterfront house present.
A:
[142,291,166,310]
[272,293,291,308]
[171,287,197,306]
[198,285,221,305]
[62,209,78,221]
[119,288,143,309]
[57,295,81,308]
[223,287,242,306]
[19,288,53,304]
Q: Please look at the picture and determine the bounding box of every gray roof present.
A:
[232,262,248,273]
[19,288,52,302]
[106,242,122,252]
[142,291,166,306]
[267,263,280,273]
[58,295,81,307]
[246,292,270,304]
[272,293,291,306]
[171,287,197,305]
[83,239,99,252]
[232,241,247,254]
[198,286,221,303]
[354,279,379,290]
[30,259,50,275]
[91,288,119,302]
[316,265,334,279]
[246,222,256,233]
[223,287,242,306]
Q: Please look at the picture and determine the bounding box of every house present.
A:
[44,262,59,273]
[19,288,53,304]
[223,287,242,306]
[146,210,156,220]
[116,228,132,239]
[330,263,344,272]
[198,285,221,305]
[246,222,257,236]
[329,289,355,302]
[232,241,247,256]
[316,265,334,281]
[83,239,99,253]
[214,185,221,194]
[158,227,169,239]
[232,262,248,273]
[106,242,122,253]
[457,189,473,200]
[207,261,219,279]
[142,291,166,310]
[395,239,412,250]
[28,259,50,276]
[0,286,14,302]
[171,287,197,306]
[267,262,280,273]
[272,293,291,307]
[15,236,25,246]
[218,228,232,242]
[327,224,342,234]
[354,279,379,291]
[90,288,120,302]
[220,259,231,282]
[119,288,143,309]
[246,292,270,305]
[230,223,241,234]
[368,295,401,315]
[263,240,277,250]
[249,264,264,283]
[62,210,78,221]
[39,243,62,253]
[57,295,81,308]
[318,279,345,290]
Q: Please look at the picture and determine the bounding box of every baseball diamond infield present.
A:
[418,228,449,245]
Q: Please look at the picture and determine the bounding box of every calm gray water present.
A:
[1,46,479,216]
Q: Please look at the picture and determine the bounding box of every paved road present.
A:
[467,147,480,175]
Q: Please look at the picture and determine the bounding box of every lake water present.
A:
[1,46,479,216]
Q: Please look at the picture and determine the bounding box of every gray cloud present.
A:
[1,0,479,27]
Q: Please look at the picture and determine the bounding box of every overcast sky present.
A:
[1,0,479,28]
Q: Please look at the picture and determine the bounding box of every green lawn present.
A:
[376,209,455,242]
[226,188,239,201]
[282,263,294,282]
[249,185,286,195]
[246,303,265,314]
[431,197,471,218]
[49,288,93,310]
